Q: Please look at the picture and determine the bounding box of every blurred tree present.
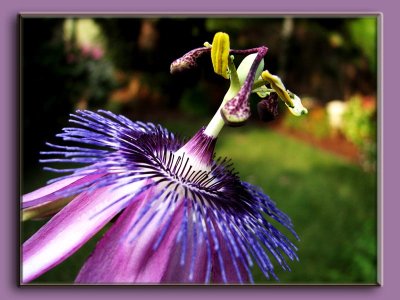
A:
[22,17,378,173]
[22,18,72,172]
[95,18,213,112]
[22,18,118,175]
[346,17,377,73]
[284,18,377,102]
[94,18,142,70]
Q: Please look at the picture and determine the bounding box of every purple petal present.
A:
[211,250,249,284]
[211,226,250,284]
[161,224,209,283]
[22,173,103,209]
[75,189,184,283]
[22,180,146,283]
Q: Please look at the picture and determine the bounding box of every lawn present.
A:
[22,119,378,284]
[214,125,377,284]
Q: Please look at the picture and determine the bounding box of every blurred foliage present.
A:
[346,17,377,73]
[283,106,331,139]
[22,19,73,171]
[214,126,377,284]
[342,95,377,171]
[179,84,211,117]
[64,18,106,47]
[22,18,116,171]
[64,43,117,105]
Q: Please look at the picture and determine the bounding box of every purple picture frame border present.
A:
[1,0,397,299]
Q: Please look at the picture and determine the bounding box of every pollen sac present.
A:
[220,96,250,127]
[286,91,308,116]
[261,70,294,108]
[211,32,230,79]
[257,92,279,122]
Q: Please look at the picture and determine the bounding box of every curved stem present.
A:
[205,47,268,136]
[204,56,241,137]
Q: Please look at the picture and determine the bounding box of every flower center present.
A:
[171,31,308,139]
[123,128,219,195]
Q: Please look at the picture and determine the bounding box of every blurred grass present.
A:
[214,125,377,284]
[22,118,377,284]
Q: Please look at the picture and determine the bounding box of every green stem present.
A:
[204,56,241,137]
[252,78,269,89]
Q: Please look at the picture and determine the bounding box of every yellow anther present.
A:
[261,70,294,108]
[211,32,230,79]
